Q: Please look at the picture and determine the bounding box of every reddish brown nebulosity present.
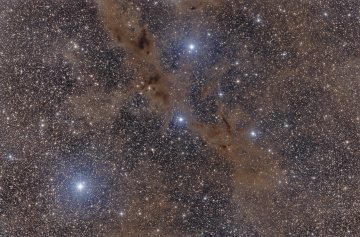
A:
[2,0,360,236]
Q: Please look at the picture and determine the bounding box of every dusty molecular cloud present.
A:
[1,0,360,236]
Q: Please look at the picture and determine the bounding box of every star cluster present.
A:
[1,0,360,236]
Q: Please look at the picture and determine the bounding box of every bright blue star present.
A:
[4,154,14,161]
[250,130,258,138]
[76,181,86,192]
[187,43,198,54]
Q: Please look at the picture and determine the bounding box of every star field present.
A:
[1,0,360,236]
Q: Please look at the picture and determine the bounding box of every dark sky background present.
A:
[1,0,360,236]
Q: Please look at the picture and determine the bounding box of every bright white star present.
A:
[76,182,85,191]
[250,130,257,137]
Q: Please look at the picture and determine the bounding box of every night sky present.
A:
[1,0,360,236]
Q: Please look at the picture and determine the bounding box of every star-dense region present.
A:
[1,0,360,236]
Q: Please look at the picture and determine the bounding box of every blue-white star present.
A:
[76,181,85,191]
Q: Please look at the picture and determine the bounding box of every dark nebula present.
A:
[1,0,360,236]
